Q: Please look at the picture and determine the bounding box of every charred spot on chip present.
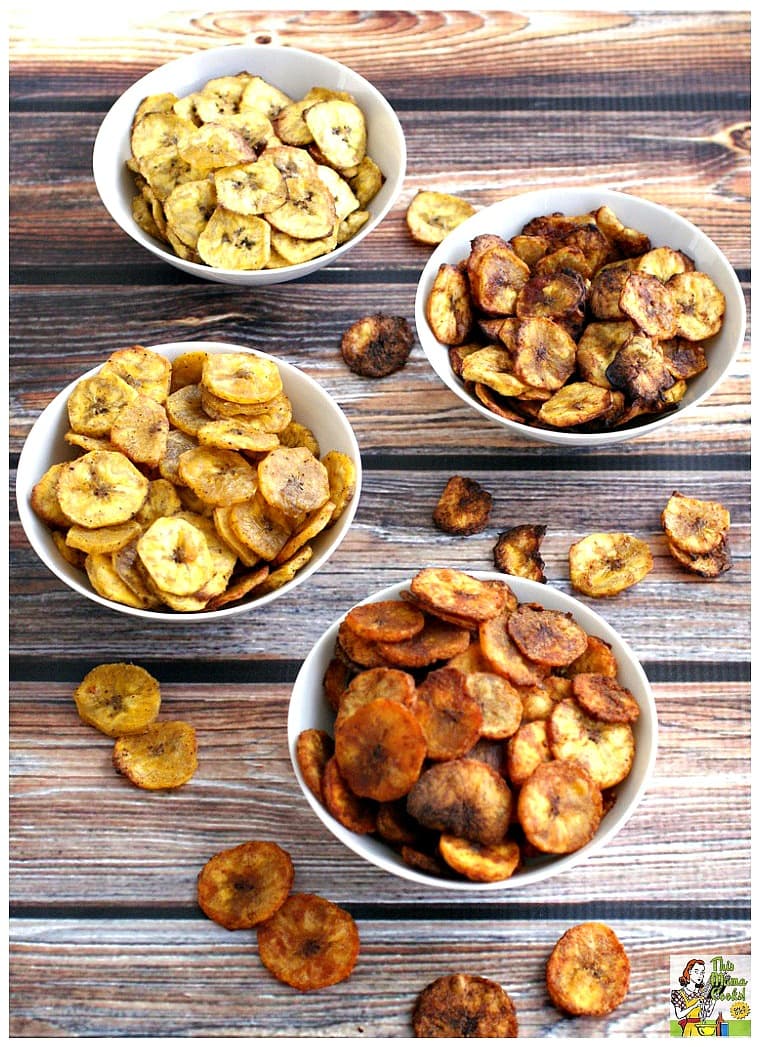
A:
[412,973,519,1038]
[432,475,493,535]
[340,314,414,377]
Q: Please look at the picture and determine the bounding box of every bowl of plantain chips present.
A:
[288,568,657,889]
[16,340,362,621]
[93,45,406,284]
[414,187,745,446]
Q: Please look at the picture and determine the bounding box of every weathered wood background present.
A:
[9,8,750,1038]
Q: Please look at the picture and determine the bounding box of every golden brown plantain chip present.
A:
[548,699,635,789]
[257,446,330,518]
[73,662,161,737]
[411,567,508,625]
[67,372,139,438]
[340,314,414,378]
[31,463,74,528]
[345,599,425,643]
[507,604,588,668]
[537,382,617,429]
[667,535,733,578]
[572,673,640,724]
[66,519,143,556]
[377,616,471,669]
[667,270,726,341]
[513,317,577,391]
[256,892,360,992]
[661,490,730,554]
[412,973,519,1038]
[179,446,260,507]
[432,476,493,536]
[568,532,653,597]
[619,271,678,339]
[322,656,354,712]
[517,758,602,853]
[252,544,313,595]
[492,525,547,582]
[479,612,548,688]
[203,564,271,610]
[406,758,512,845]
[335,698,427,801]
[411,667,483,761]
[562,633,618,678]
[197,840,294,930]
[337,619,388,669]
[295,728,336,806]
[113,720,198,790]
[322,755,377,834]
[469,242,531,316]
[438,835,521,883]
[463,671,523,740]
[505,719,551,785]
[546,922,630,1016]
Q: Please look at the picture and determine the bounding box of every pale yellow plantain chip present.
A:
[192,73,251,121]
[405,189,476,245]
[100,345,173,405]
[279,421,320,457]
[257,446,330,517]
[266,174,337,239]
[164,179,217,249]
[274,499,335,564]
[132,192,165,241]
[213,109,276,153]
[461,348,530,398]
[52,530,86,568]
[425,262,473,346]
[513,316,577,391]
[178,122,257,174]
[316,164,360,221]
[320,450,356,522]
[202,351,283,406]
[67,373,139,437]
[269,226,339,264]
[214,158,287,215]
[73,662,161,737]
[438,835,522,883]
[133,92,179,127]
[86,550,158,609]
[546,922,630,1016]
[253,543,313,595]
[569,531,653,597]
[661,490,730,554]
[548,699,635,789]
[31,462,74,528]
[305,98,367,169]
[229,492,292,561]
[130,111,196,164]
[165,225,201,261]
[337,209,370,244]
[136,515,213,595]
[113,721,198,790]
[175,511,237,600]
[668,271,726,341]
[66,519,143,555]
[178,446,259,506]
[196,207,271,270]
[260,143,319,180]
[138,148,197,203]
[57,450,148,528]
[197,418,280,453]
[349,155,384,207]
[110,394,170,469]
[240,74,293,119]
[197,839,294,931]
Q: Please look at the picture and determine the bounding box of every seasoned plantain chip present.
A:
[197,418,279,454]
[253,544,313,595]
[507,604,588,668]
[513,316,577,391]
[131,111,195,164]
[67,373,139,437]
[562,634,618,678]
[86,551,157,608]
[515,269,587,331]
[322,755,377,833]
[197,840,294,930]
[31,463,74,528]
[426,263,473,345]
[438,836,521,884]
[266,174,337,239]
[57,450,148,529]
[588,260,637,321]
[505,719,551,785]
[619,271,678,339]
[340,313,414,377]
[337,208,370,244]
[517,758,602,853]
[335,697,427,801]
[178,446,260,507]
[661,337,708,381]
[432,475,493,535]
[593,205,650,258]
[164,179,217,248]
[133,92,179,127]
[537,382,617,429]
[460,347,532,398]
[113,720,198,790]
[605,332,675,404]
[204,564,271,610]
[661,490,730,554]
[213,108,276,153]
[411,567,509,625]
[463,671,523,740]
[110,394,170,469]
[405,189,476,244]
[406,758,512,845]
[335,667,416,728]
[375,800,420,846]
[572,673,640,724]
[323,656,353,712]
[576,320,635,388]
[279,421,321,457]
[348,155,384,207]
[304,98,367,169]
[73,662,161,737]
[411,667,483,760]
[316,164,360,221]
[667,534,732,577]
[214,158,287,215]
[132,191,166,240]
[479,612,548,687]
[337,619,388,669]
[101,345,173,405]
[412,973,519,1038]
[468,242,531,315]
[568,531,653,597]
[196,207,271,270]
[273,500,334,564]
[260,143,319,180]
[256,892,360,992]
[546,922,630,1016]
[493,524,547,582]
[258,446,330,517]
[165,385,209,437]
[668,270,726,340]
[269,225,339,264]
[229,492,291,561]
[136,515,213,595]
[345,599,425,643]
[548,699,635,789]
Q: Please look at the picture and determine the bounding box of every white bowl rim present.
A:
[414,185,746,447]
[16,339,362,622]
[288,570,658,891]
[92,43,407,283]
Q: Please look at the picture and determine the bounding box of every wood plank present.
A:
[8,916,751,1037]
[8,681,750,907]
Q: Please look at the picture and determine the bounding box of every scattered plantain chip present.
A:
[197,840,294,930]
[568,532,653,597]
[667,535,733,578]
[546,922,630,1016]
[412,973,519,1038]
[73,662,161,737]
[661,490,730,554]
[340,314,414,377]
[256,892,360,993]
[432,475,493,536]
[405,189,477,245]
[113,720,198,790]
[493,524,547,582]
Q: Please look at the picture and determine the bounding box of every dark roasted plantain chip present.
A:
[410,667,483,760]
[197,840,294,930]
[667,535,733,577]
[605,332,675,404]
[507,604,588,667]
[619,271,678,339]
[546,922,630,1016]
[468,242,531,316]
[493,524,547,582]
[412,973,519,1038]
[323,656,354,712]
[572,673,640,724]
[479,612,548,687]
[406,757,512,845]
[432,475,493,535]
[661,490,730,554]
[562,634,618,678]
[340,314,414,377]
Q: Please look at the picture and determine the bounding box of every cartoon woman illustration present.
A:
[670,959,727,1036]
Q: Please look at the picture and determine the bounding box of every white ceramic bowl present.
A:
[289,572,657,890]
[415,187,746,446]
[93,44,406,284]
[16,340,362,621]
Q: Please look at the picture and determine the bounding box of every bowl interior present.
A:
[93,44,406,284]
[288,572,657,890]
[414,186,746,446]
[16,340,362,621]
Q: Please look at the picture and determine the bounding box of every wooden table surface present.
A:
[9,8,751,1039]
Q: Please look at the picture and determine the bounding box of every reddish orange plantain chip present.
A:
[411,667,483,760]
[296,728,335,804]
[572,673,640,724]
[322,756,377,834]
[546,922,630,1016]
[335,698,427,801]
[377,616,471,668]
[197,840,294,930]
[344,599,426,643]
[410,567,509,624]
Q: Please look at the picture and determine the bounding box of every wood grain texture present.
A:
[9,8,750,1038]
